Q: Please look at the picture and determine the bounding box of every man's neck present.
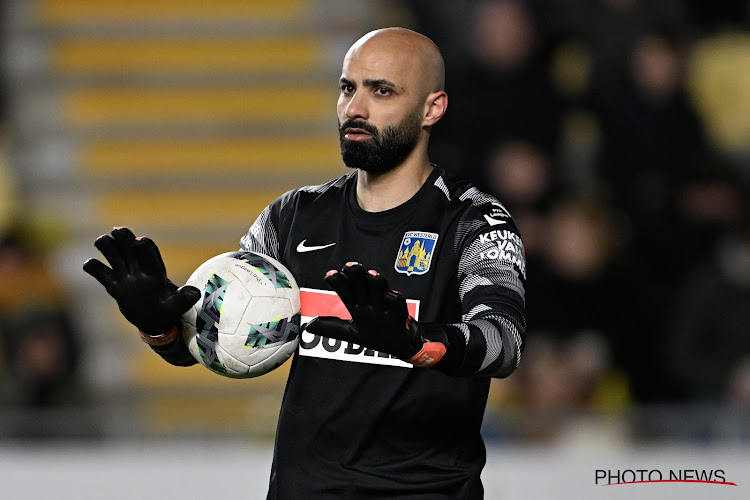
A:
[356,160,433,212]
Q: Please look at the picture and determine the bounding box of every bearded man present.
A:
[85,28,527,499]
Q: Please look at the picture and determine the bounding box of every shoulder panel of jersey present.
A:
[437,173,524,278]
[240,172,356,258]
[429,170,520,258]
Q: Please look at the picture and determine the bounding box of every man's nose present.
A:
[344,91,368,120]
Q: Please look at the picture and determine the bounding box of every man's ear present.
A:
[423,91,448,127]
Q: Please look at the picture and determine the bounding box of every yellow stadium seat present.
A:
[130,344,290,437]
[79,137,342,175]
[53,37,324,75]
[92,188,282,229]
[36,0,307,23]
[129,345,292,390]
[158,241,250,281]
[686,31,750,154]
[65,87,336,126]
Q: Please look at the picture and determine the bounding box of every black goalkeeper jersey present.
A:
[236,166,527,499]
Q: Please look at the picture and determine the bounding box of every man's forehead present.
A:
[350,27,434,53]
[341,43,417,86]
[341,28,444,93]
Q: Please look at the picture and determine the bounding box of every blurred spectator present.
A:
[586,0,649,92]
[484,138,559,261]
[674,156,747,270]
[591,26,708,291]
[1,307,80,409]
[684,0,750,32]
[0,227,87,439]
[445,0,564,188]
[728,359,750,408]
[396,0,472,70]
[584,0,685,89]
[533,197,641,397]
[499,197,638,413]
[666,198,750,405]
[0,133,19,238]
[487,139,556,210]
[397,0,474,173]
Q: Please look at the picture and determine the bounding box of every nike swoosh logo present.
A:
[484,214,507,226]
[297,240,336,253]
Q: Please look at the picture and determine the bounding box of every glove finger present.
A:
[164,285,202,316]
[365,269,388,311]
[93,234,128,276]
[340,262,370,306]
[324,270,359,313]
[112,227,139,274]
[304,316,359,344]
[384,289,410,325]
[133,236,167,278]
[82,258,118,293]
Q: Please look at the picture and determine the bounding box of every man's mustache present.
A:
[339,119,379,137]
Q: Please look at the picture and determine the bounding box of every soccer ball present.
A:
[181,251,301,378]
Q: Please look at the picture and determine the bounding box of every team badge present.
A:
[394,231,439,276]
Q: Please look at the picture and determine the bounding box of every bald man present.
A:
[335,28,447,209]
[85,28,527,499]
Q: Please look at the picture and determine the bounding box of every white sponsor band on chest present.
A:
[297,288,420,367]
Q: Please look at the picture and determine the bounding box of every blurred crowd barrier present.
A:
[0,0,750,447]
[2,442,750,499]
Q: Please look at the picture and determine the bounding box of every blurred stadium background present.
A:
[0,0,749,498]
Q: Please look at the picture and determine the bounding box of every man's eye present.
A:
[341,85,354,94]
[376,87,392,95]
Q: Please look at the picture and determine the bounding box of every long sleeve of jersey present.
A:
[433,194,526,378]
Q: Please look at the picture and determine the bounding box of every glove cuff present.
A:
[404,319,448,367]
[407,342,447,367]
[138,325,181,347]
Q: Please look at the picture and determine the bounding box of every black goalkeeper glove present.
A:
[83,227,201,338]
[304,262,448,367]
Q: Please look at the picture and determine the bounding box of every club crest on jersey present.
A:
[395,231,438,276]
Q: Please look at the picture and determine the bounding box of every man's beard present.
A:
[338,110,423,174]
